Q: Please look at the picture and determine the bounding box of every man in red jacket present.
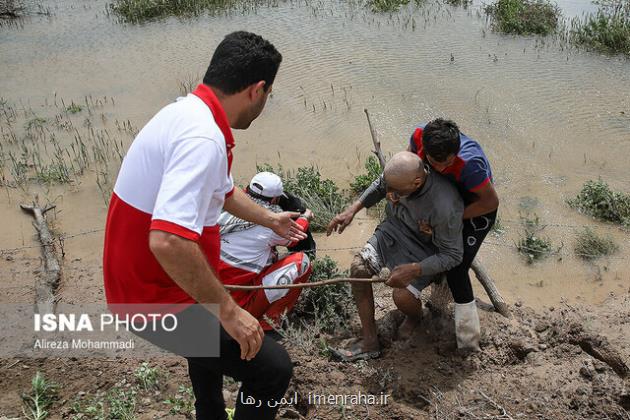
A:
[103,32,305,420]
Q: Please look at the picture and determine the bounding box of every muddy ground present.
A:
[0,266,628,419]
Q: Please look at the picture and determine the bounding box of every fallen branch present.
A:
[471,260,511,318]
[224,276,385,291]
[20,203,60,307]
[362,110,510,318]
[571,334,629,378]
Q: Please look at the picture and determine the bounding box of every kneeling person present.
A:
[218,172,313,331]
[327,152,472,360]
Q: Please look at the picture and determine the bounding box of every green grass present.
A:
[485,0,561,35]
[367,0,410,13]
[133,362,161,391]
[517,213,554,264]
[109,0,258,23]
[107,386,136,420]
[574,227,619,260]
[567,179,630,227]
[164,385,195,418]
[444,0,471,6]
[350,155,381,195]
[293,255,355,332]
[256,163,350,232]
[66,102,83,114]
[21,372,58,420]
[570,0,630,55]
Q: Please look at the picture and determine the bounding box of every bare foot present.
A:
[397,316,420,340]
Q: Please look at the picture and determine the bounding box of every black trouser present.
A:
[187,329,293,420]
[446,210,497,304]
[133,306,292,420]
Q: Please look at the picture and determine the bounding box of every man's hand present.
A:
[219,300,264,360]
[271,211,307,242]
[385,263,421,288]
[302,208,314,221]
[327,201,363,236]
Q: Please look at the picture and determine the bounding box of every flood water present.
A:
[1,0,629,307]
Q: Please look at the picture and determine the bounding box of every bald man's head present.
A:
[384,152,427,197]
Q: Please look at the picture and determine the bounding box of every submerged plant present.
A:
[109,0,262,23]
[517,213,553,263]
[485,0,561,36]
[567,179,630,227]
[574,227,619,260]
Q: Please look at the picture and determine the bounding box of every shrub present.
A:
[109,0,255,23]
[256,164,349,232]
[485,0,561,35]
[350,155,381,195]
[294,255,355,332]
[570,0,630,55]
[574,227,619,260]
[567,179,630,227]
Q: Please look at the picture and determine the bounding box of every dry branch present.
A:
[20,203,60,307]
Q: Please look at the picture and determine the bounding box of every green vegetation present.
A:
[570,0,630,55]
[350,155,381,194]
[485,0,561,35]
[107,386,136,420]
[71,394,106,420]
[444,0,471,6]
[134,362,161,391]
[66,102,83,114]
[294,255,355,332]
[109,0,260,23]
[21,372,58,420]
[574,227,619,260]
[567,179,630,227]
[517,213,554,263]
[256,163,349,232]
[164,385,195,418]
[367,0,411,13]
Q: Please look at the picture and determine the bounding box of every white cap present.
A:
[249,172,286,199]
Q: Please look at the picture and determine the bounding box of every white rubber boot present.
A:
[454,300,481,351]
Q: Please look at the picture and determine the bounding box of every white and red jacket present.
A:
[217,203,309,306]
[103,85,235,305]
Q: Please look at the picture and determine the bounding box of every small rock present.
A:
[538,344,548,350]
[5,255,14,261]
[142,397,151,406]
[509,339,537,360]
[579,366,594,381]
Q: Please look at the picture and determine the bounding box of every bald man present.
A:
[327,152,473,360]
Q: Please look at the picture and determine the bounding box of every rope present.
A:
[1,222,627,261]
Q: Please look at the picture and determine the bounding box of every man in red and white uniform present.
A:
[103,32,306,420]
[218,172,313,332]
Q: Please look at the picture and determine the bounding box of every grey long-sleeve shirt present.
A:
[359,171,464,276]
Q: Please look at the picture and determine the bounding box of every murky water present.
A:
[1,0,629,307]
